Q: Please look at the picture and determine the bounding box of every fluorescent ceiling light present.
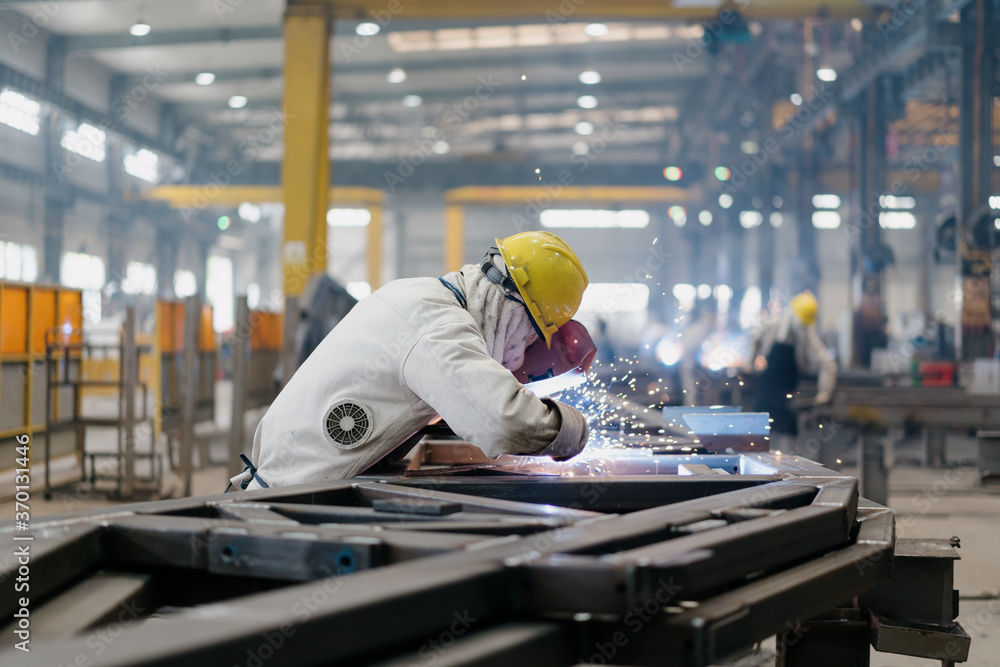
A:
[540,209,650,228]
[699,210,713,225]
[579,70,601,84]
[790,93,803,105]
[718,194,733,209]
[129,22,151,37]
[327,208,372,227]
[387,68,407,83]
[195,72,215,85]
[238,202,261,223]
[402,94,422,107]
[577,95,598,109]
[879,195,915,209]
[432,141,450,154]
[816,68,837,82]
[584,23,609,36]
[879,212,916,229]
[356,22,380,36]
[812,211,841,229]
[228,95,248,109]
[812,194,841,209]
[574,121,594,135]
[739,210,763,228]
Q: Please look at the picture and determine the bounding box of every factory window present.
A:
[61,123,106,162]
[578,283,649,313]
[121,261,156,295]
[878,212,916,229]
[812,211,841,229]
[0,242,38,281]
[123,148,159,183]
[206,255,234,332]
[327,208,371,227]
[739,286,763,330]
[61,252,106,324]
[174,270,197,298]
[770,212,784,228]
[346,282,371,300]
[0,89,41,136]
[539,209,649,228]
[246,283,260,309]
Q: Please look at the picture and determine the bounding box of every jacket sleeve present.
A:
[401,320,585,458]
[804,325,838,403]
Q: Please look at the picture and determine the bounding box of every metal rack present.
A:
[42,308,160,499]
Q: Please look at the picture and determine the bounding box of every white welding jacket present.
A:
[230,269,589,489]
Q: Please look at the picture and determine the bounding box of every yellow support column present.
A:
[444,204,464,273]
[281,4,331,296]
[368,205,383,290]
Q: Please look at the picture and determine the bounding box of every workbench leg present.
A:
[859,429,889,506]
[122,306,136,498]
[179,295,200,497]
[229,297,250,478]
[922,427,946,468]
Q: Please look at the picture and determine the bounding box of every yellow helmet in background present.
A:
[791,292,818,326]
[496,231,589,348]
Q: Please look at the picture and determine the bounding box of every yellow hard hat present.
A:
[790,292,818,326]
[495,231,588,348]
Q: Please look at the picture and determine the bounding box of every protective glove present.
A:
[538,399,589,461]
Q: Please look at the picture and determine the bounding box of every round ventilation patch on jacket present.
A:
[323,401,374,449]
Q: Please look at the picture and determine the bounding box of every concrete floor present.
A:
[3,395,999,665]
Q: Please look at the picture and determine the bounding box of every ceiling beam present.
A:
[121,41,704,86]
[0,61,179,158]
[64,25,283,51]
[168,77,702,118]
[293,0,871,20]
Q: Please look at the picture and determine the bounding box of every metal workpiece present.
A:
[0,453,966,665]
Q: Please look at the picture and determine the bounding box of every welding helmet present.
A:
[790,292,818,327]
[493,231,589,349]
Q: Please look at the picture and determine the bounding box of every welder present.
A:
[230,231,592,489]
[745,292,837,448]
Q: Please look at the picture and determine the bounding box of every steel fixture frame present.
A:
[0,453,920,665]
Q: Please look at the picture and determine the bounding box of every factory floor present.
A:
[3,390,999,665]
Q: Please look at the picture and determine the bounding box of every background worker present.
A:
[230,231,592,490]
[745,292,837,450]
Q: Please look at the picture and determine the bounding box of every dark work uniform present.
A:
[753,341,799,436]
